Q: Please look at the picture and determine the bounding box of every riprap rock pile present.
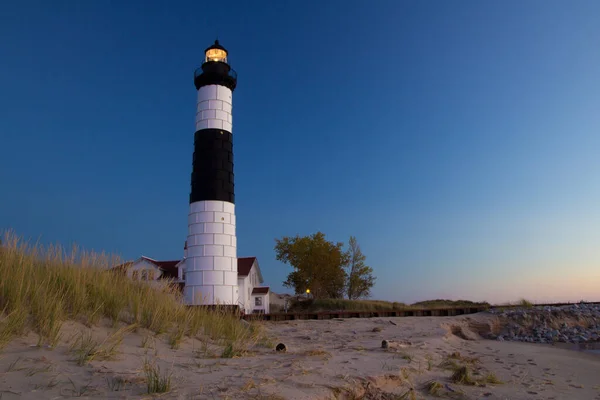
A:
[487,303,600,344]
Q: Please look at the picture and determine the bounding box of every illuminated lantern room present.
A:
[204,40,228,63]
[194,39,237,91]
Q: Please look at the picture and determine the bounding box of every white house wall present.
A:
[252,294,269,314]
[237,278,247,313]
[237,262,266,314]
[127,259,162,280]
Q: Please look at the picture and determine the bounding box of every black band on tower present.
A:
[190,129,234,204]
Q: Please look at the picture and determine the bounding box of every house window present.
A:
[182,271,186,281]
[255,297,262,306]
[132,270,139,280]
[141,270,148,281]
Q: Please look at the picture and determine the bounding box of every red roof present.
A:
[252,287,270,295]
[153,260,180,279]
[112,256,258,279]
[237,257,256,276]
[110,257,180,279]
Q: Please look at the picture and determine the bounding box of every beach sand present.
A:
[0,312,598,399]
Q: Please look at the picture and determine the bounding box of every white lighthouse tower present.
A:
[183,40,238,308]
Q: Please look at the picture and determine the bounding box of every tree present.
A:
[275,232,349,299]
[346,236,376,300]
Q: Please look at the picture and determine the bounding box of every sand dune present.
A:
[0,312,599,399]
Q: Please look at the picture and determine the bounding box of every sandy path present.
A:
[0,313,598,399]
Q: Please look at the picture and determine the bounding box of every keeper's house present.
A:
[110,255,269,314]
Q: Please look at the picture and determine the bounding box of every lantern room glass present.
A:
[205,48,227,63]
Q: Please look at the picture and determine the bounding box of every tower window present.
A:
[255,297,262,306]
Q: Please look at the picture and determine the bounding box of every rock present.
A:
[488,303,600,346]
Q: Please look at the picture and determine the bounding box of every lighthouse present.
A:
[183,40,238,308]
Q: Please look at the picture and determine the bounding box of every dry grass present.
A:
[303,349,332,359]
[398,388,418,400]
[447,351,480,364]
[105,375,128,391]
[423,379,444,396]
[69,324,136,366]
[411,299,490,308]
[516,298,534,308]
[143,358,172,394]
[0,230,266,355]
[422,379,468,399]
[483,372,503,385]
[443,357,502,388]
[288,298,490,313]
[0,306,27,349]
[241,378,257,391]
[450,366,475,385]
[290,298,409,312]
[438,359,461,371]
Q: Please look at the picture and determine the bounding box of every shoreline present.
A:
[553,341,600,355]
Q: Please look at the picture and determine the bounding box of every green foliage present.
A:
[275,232,349,299]
[275,232,377,300]
[346,236,376,300]
[410,299,490,308]
[289,298,407,312]
[516,298,534,308]
[286,297,489,313]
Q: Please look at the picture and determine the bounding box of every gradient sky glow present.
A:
[1,1,599,304]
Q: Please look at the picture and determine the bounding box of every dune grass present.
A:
[0,230,263,352]
[411,299,490,308]
[143,358,173,394]
[289,298,409,312]
[286,297,490,313]
[515,298,534,308]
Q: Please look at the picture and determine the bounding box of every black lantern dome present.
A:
[204,40,228,63]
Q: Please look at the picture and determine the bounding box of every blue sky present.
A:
[1,1,599,304]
